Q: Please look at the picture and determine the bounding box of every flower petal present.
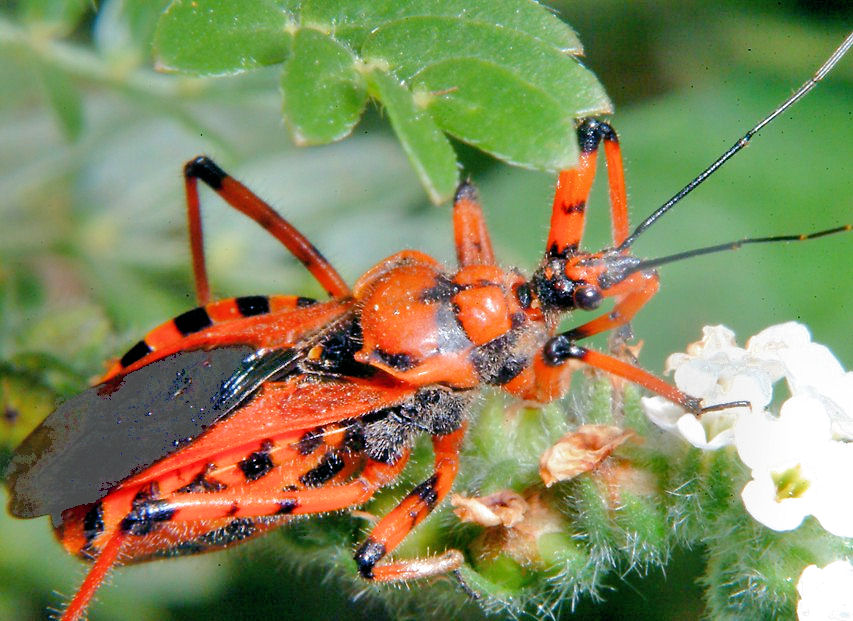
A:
[675,412,736,449]
[797,560,853,621]
[642,396,684,432]
[807,442,853,538]
[741,475,810,531]
[735,397,831,471]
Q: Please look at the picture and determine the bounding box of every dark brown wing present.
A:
[5,345,302,521]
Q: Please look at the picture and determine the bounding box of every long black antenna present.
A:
[626,225,851,274]
[617,31,853,252]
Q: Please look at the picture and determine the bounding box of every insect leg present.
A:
[540,339,702,412]
[140,453,411,522]
[60,530,126,621]
[453,180,496,266]
[61,455,409,620]
[565,272,660,341]
[601,125,629,247]
[546,118,619,257]
[354,425,466,581]
[184,156,351,304]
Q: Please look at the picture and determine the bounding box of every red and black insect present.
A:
[5,33,851,621]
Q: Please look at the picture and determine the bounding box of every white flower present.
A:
[797,560,853,620]
[642,322,853,538]
[642,325,774,449]
[748,322,853,440]
[644,323,853,448]
[736,394,853,537]
[735,395,831,473]
[643,397,739,450]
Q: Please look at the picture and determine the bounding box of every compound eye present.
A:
[573,285,602,310]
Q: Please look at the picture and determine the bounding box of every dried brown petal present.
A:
[451,490,529,528]
[539,424,634,487]
[459,491,568,566]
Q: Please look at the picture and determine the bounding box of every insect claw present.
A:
[698,399,751,415]
[453,568,482,601]
[680,395,704,414]
[454,179,479,204]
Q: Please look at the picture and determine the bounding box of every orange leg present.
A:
[539,338,702,412]
[133,453,410,524]
[546,119,626,257]
[602,131,629,248]
[354,425,466,581]
[453,181,495,267]
[61,531,126,621]
[566,273,660,341]
[184,156,351,304]
[546,147,597,257]
[62,454,409,621]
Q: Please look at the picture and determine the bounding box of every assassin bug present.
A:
[5,33,852,621]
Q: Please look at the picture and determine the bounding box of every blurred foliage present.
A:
[0,0,851,619]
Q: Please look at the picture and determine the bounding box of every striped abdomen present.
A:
[101,295,347,381]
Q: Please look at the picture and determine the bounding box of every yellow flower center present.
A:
[772,465,810,502]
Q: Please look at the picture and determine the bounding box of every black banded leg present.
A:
[545,119,605,257]
[183,155,351,304]
[542,337,703,412]
[355,426,466,581]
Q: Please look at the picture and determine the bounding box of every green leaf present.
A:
[365,17,608,113]
[368,71,458,203]
[363,16,610,169]
[412,58,580,170]
[301,0,582,52]
[281,29,367,145]
[152,0,611,197]
[154,0,299,75]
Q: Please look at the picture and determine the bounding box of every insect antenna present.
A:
[626,224,851,275]
[616,31,853,252]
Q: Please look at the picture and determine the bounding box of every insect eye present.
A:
[573,285,602,310]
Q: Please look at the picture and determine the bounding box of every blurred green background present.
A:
[0,1,850,619]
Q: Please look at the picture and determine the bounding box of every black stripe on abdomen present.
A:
[235,295,270,317]
[173,307,213,336]
[120,340,152,367]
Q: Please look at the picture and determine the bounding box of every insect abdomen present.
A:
[103,295,328,380]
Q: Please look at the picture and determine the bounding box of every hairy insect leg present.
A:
[566,272,660,341]
[143,453,411,522]
[61,455,409,621]
[61,530,126,621]
[453,180,496,267]
[546,118,625,257]
[602,127,629,247]
[354,425,466,581]
[540,338,702,412]
[183,156,351,304]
